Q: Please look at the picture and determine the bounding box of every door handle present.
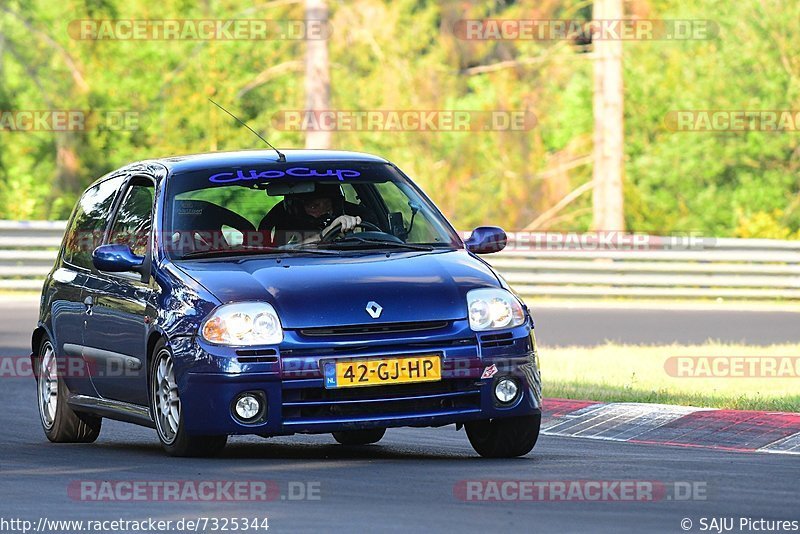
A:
[83,296,94,316]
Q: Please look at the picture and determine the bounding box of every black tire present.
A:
[465,414,541,458]
[332,428,386,445]
[36,338,102,443]
[149,339,227,457]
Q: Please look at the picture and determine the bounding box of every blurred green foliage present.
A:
[0,0,798,237]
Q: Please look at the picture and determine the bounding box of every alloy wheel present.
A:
[152,349,181,444]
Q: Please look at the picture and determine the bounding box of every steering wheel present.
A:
[320,219,383,242]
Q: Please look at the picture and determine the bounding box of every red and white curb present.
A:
[541,398,800,455]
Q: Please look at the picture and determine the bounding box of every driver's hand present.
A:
[324,215,361,236]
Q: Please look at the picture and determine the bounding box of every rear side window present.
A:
[109,182,155,257]
[63,176,125,270]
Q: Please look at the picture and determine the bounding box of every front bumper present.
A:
[172,319,542,436]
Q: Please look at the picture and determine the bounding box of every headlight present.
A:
[466,288,525,331]
[201,302,283,345]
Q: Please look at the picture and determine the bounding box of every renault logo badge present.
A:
[365,301,383,319]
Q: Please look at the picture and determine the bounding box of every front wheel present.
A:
[150,341,227,457]
[465,414,541,458]
[332,428,386,445]
[36,339,102,443]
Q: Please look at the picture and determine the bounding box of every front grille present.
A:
[235,348,278,357]
[298,320,450,337]
[282,378,481,422]
[235,348,278,364]
[479,332,514,349]
[280,337,474,358]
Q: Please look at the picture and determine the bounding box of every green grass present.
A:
[541,342,800,412]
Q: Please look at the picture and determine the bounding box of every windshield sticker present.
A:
[209,167,361,184]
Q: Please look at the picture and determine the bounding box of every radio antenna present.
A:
[208,98,286,162]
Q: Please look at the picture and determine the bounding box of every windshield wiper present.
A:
[320,236,435,251]
[177,246,338,259]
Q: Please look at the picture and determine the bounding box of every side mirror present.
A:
[465,226,507,254]
[92,244,145,273]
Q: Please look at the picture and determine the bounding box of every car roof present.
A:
[117,149,390,177]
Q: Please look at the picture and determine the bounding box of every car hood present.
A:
[176,250,501,328]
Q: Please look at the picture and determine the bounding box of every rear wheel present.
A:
[36,339,101,443]
[465,414,541,458]
[150,340,227,457]
[332,428,386,445]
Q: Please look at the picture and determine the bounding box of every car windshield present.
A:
[165,161,462,259]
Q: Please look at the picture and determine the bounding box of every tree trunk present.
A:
[55,133,81,196]
[304,0,332,149]
[591,0,625,231]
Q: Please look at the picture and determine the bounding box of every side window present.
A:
[109,181,155,257]
[63,176,126,270]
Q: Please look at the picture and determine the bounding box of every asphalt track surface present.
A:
[1,300,798,533]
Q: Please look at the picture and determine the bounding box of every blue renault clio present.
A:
[32,150,542,457]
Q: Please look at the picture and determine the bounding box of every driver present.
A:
[260,183,371,245]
